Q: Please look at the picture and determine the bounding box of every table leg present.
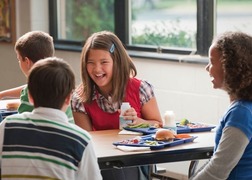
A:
[188,160,199,178]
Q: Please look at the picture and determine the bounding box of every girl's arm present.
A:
[191,126,248,180]
[73,112,93,131]
[124,97,163,127]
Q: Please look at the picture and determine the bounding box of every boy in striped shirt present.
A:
[0,57,102,180]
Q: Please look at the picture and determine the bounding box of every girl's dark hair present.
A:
[28,57,75,109]
[213,31,252,100]
[80,31,137,103]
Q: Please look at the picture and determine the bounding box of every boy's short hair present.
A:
[28,57,75,109]
[15,31,54,63]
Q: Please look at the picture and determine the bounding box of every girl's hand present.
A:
[120,107,157,126]
[122,108,147,125]
[122,107,138,121]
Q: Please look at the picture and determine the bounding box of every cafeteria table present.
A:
[90,129,214,177]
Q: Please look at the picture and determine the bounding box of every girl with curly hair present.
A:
[192,31,252,179]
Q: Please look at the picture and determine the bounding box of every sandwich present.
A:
[154,129,175,141]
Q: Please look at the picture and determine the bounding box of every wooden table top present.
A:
[89,129,215,169]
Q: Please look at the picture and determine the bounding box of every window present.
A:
[49,0,114,51]
[53,0,114,41]
[130,1,197,48]
[216,0,252,34]
[49,0,252,60]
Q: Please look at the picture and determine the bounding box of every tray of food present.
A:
[123,120,216,135]
[123,126,158,135]
[114,129,197,150]
[177,119,216,132]
[0,109,18,121]
[177,123,216,132]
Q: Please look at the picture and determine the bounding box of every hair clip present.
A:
[109,43,115,53]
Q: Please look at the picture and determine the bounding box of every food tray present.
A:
[113,134,197,150]
[124,123,216,135]
[177,123,216,132]
[0,109,18,122]
[123,127,158,135]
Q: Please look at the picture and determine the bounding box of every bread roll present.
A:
[155,129,175,141]
[6,101,20,110]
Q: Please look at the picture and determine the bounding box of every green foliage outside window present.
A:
[65,0,114,41]
[131,0,196,48]
[132,20,196,48]
[62,0,252,49]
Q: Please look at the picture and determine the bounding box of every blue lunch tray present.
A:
[123,123,216,135]
[0,109,18,122]
[113,134,197,150]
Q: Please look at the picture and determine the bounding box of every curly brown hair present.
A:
[213,31,252,100]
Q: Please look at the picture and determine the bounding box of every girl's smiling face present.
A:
[86,49,114,95]
[205,44,225,90]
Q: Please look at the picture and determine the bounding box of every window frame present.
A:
[49,0,215,59]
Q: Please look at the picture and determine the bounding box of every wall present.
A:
[54,49,229,125]
[0,0,230,176]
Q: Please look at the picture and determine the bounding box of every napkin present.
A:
[118,129,143,135]
[116,145,150,152]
